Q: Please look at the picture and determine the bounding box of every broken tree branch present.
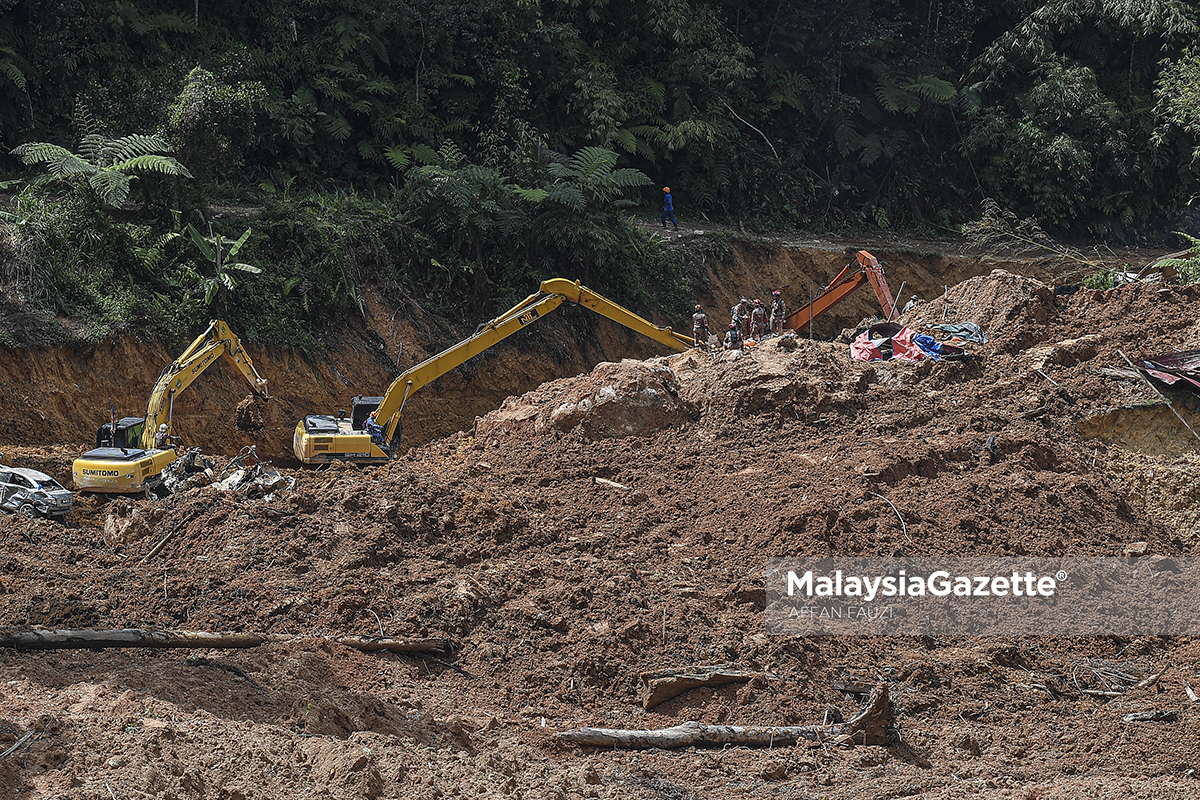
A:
[719,99,780,162]
[0,628,453,655]
[0,731,33,759]
[559,684,890,748]
[140,527,179,564]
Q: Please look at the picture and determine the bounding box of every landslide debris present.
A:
[3,270,1200,798]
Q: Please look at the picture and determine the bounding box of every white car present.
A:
[0,467,74,519]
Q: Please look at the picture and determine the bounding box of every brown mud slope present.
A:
[0,299,667,467]
[0,242,1056,471]
[4,266,1200,798]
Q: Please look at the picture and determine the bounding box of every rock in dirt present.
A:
[476,359,691,440]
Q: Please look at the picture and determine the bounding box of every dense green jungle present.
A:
[0,0,1198,347]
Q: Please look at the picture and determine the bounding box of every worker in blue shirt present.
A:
[662,187,678,230]
[364,410,386,447]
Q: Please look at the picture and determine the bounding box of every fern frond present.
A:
[612,129,639,153]
[438,141,465,167]
[857,133,884,165]
[322,114,353,141]
[113,155,193,178]
[411,143,439,165]
[88,170,132,206]
[642,77,666,104]
[360,78,397,96]
[903,76,957,104]
[0,59,26,92]
[512,187,548,203]
[12,142,76,165]
[149,12,193,33]
[875,78,919,114]
[546,183,585,211]
[384,145,411,170]
[769,71,813,110]
[606,168,651,188]
[48,154,99,177]
[569,146,617,178]
[109,134,173,160]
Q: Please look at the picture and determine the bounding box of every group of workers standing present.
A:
[691,291,787,351]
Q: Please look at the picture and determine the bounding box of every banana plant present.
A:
[184,222,262,305]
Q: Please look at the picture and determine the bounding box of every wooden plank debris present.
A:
[0,628,453,655]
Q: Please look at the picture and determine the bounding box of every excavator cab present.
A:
[95,417,148,449]
[350,396,383,430]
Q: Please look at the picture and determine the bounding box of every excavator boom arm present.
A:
[539,278,694,351]
[783,250,898,332]
[140,320,269,448]
[372,279,690,444]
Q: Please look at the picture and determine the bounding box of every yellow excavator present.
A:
[294,277,692,464]
[72,320,269,494]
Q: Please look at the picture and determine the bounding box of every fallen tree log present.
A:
[560,683,890,749]
[638,664,770,710]
[0,628,453,655]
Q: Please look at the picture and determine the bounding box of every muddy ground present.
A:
[3,240,1200,799]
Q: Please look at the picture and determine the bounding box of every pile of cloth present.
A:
[850,323,965,362]
[930,322,987,346]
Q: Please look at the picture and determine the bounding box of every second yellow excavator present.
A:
[72,320,269,494]
[293,278,692,464]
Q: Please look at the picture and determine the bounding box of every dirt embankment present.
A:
[3,243,1200,799]
[0,242,1067,470]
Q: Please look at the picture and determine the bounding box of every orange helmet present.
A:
[663,186,670,193]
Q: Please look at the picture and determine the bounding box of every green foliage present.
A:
[2,188,178,338]
[1081,267,1128,290]
[1155,49,1200,159]
[1154,232,1200,285]
[165,67,267,195]
[5,0,1200,351]
[182,223,263,306]
[11,114,192,207]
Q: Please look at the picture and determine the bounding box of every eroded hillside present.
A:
[3,250,1200,798]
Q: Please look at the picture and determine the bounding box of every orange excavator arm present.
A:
[784,250,898,332]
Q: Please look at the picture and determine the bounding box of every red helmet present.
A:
[773,290,781,296]
[695,304,701,310]
[729,323,737,329]
[754,298,762,305]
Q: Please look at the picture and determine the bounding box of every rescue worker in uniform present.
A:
[770,290,787,334]
[662,187,678,229]
[731,298,750,334]
[364,410,386,447]
[155,423,170,450]
[749,298,767,339]
[692,304,709,348]
[723,322,744,351]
